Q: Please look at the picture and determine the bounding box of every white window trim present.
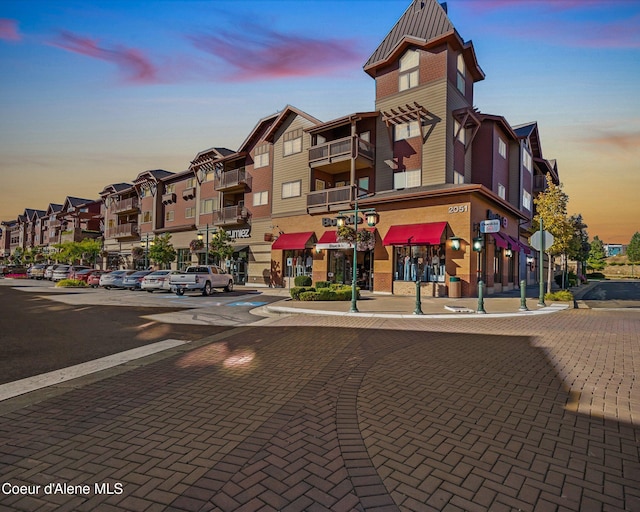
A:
[498,138,507,159]
[253,191,268,206]
[394,120,421,141]
[394,169,421,190]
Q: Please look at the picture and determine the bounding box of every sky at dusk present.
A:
[1,0,639,244]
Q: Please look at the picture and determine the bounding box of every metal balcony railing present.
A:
[306,185,368,210]
[107,223,139,238]
[214,168,251,191]
[113,197,139,213]
[309,136,374,165]
[212,205,249,225]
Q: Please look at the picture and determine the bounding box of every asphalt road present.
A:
[0,284,235,384]
[580,279,640,308]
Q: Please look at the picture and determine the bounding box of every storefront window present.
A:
[394,244,445,282]
[177,248,191,271]
[284,249,313,278]
[494,248,503,284]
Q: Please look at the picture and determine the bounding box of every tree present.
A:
[208,229,234,265]
[148,233,176,269]
[627,232,640,276]
[533,173,573,289]
[587,236,607,273]
[79,238,102,267]
[567,214,589,280]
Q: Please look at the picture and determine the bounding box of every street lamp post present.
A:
[472,227,486,314]
[141,234,154,269]
[197,224,215,265]
[336,190,377,314]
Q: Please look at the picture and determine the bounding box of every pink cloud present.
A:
[465,0,626,12]
[190,27,363,81]
[0,18,21,42]
[51,31,159,84]
[590,131,640,151]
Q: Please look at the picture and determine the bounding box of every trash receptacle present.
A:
[449,276,461,298]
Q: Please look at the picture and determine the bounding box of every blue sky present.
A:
[1,0,639,243]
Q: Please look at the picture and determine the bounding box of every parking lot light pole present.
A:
[141,235,154,269]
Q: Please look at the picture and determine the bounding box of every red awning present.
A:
[506,234,531,255]
[271,231,315,250]
[382,222,447,246]
[490,232,510,249]
[317,231,339,244]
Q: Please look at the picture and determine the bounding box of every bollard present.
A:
[413,279,424,315]
[519,279,529,311]
[477,279,486,314]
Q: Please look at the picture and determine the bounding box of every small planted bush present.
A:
[292,284,359,301]
[314,281,331,289]
[56,279,88,288]
[294,275,312,287]
[290,286,315,300]
[544,290,574,302]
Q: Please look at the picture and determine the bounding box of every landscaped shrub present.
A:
[314,281,331,289]
[290,286,315,300]
[294,275,312,287]
[544,290,574,302]
[56,279,88,288]
[293,285,359,301]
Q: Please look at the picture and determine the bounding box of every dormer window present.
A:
[456,54,466,94]
[399,49,419,92]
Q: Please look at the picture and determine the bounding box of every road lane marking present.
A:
[0,339,189,402]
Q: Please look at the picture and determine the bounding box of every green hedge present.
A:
[544,290,574,302]
[56,279,88,288]
[290,286,315,300]
[314,281,331,289]
[295,285,359,301]
[294,275,312,287]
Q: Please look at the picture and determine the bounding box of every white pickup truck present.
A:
[169,265,234,296]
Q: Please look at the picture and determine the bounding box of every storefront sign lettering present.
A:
[486,210,508,228]
[322,216,362,227]
[448,204,468,213]
[226,227,251,239]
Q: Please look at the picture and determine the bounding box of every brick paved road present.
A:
[0,309,638,511]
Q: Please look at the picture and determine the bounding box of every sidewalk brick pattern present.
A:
[0,309,638,511]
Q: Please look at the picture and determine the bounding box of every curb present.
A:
[263,302,570,319]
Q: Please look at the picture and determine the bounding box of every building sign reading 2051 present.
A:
[448,204,468,213]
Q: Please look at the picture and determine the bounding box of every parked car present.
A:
[65,266,92,280]
[140,270,178,293]
[74,268,104,284]
[3,264,27,275]
[44,264,63,280]
[87,271,107,288]
[51,265,72,282]
[99,270,136,289]
[169,265,234,296]
[122,270,152,290]
[28,264,47,279]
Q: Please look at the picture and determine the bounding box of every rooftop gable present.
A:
[262,105,322,143]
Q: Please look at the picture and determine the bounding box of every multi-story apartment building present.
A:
[2,0,559,297]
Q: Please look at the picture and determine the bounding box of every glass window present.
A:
[283,129,303,156]
[200,198,218,214]
[523,190,532,210]
[394,121,420,141]
[498,138,507,158]
[523,150,532,171]
[142,211,152,223]
[185,177,196,189]
[164,183,175,194]
[165,210,174,222]
[284,249,313,278]
[253,191,268,206]
[399,70,418,92]
[185,207,195,218]
[456,54,466,94]
[453,170,465,184]
[454,120,466,145]
[254,152,269,168]
[394,244,445,282]
[498,183,506,200]
[394,169,421,189]
[282,180,301,198]
[358,177,369,195]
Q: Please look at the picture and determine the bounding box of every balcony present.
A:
[107,223,139,239]
[113,197,139,213]
[212,205,249,226]
[182,187,196,200]
[308,136,375,173]
[162,192,177,205]
[306,185,368,213]
[533,174,547,193]
[214,168,251,192]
